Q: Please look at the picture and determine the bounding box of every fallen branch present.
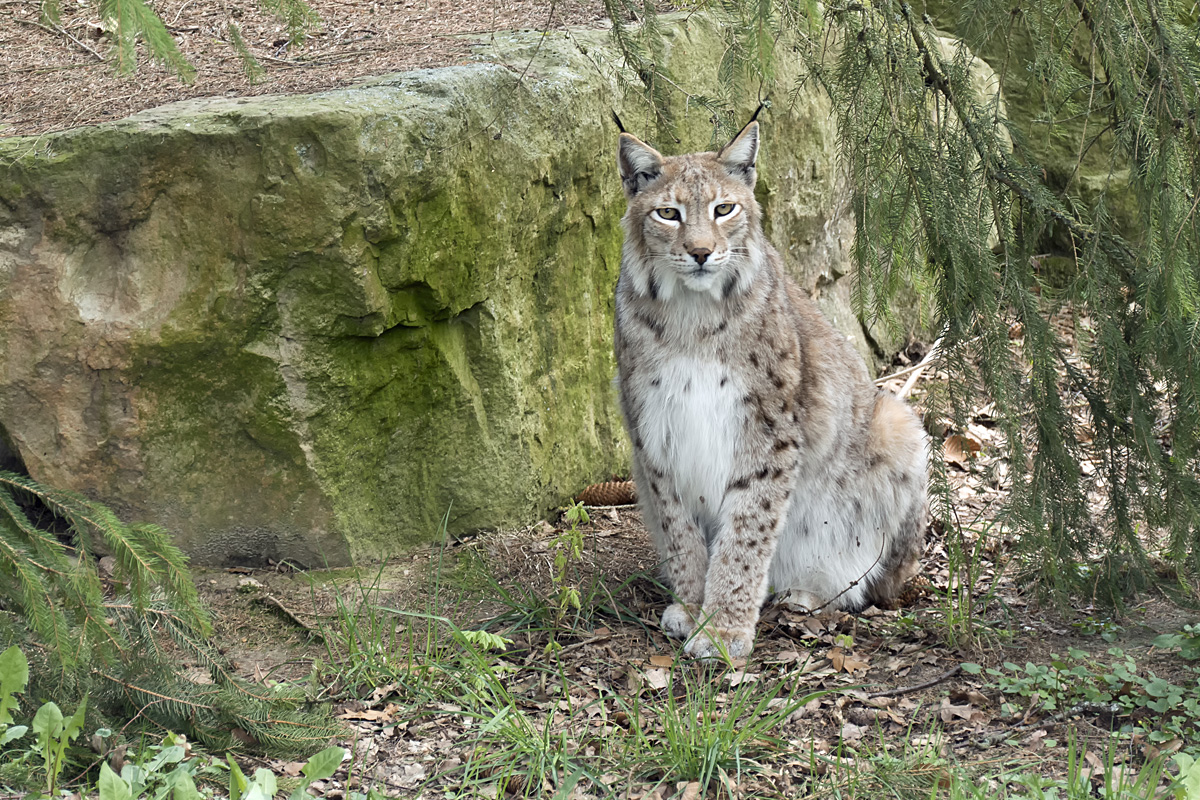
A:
[867,664,961,698]
[13,16,105,62]
[874,328,945,399]
[256,593,323,640]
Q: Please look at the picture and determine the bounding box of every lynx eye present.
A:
[714,202,736,218]
[654,207,681,221]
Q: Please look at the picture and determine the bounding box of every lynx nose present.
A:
[689,247,713,266]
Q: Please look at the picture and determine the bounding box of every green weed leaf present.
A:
[457,629,514,653]
[228,755,248,800]
[99,762,133,800]
[62,695,87,742]
[0,724,26,745]
[301,746,345,782]
[0,645,28,726]
[1154,633,1184,650]
[169,770,204,800]
[1173,753,1200,800]
[32,700,64,741]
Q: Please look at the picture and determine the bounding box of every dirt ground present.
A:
[193,440,1200,797]
[0,0,608,136]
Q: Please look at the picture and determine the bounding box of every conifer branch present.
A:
[894,3,1120,259]
[0,470,338,755]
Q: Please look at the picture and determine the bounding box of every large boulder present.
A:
[0,15,869,565]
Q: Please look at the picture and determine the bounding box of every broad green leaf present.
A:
[32,701,64,740]
[1174,754,1200,800]
[0,724,27,745]
[301,746,345,782]
[170,770,203,800]
[99,762,133,800]
[146,744,187,772]
[251,767,277,797]
[0,646,28,725]
[1180,638,1200,661]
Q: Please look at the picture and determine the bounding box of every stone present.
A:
[0,15,887,565]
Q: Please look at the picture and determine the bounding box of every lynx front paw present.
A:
[683,626,755,660]
[660,603,699,639]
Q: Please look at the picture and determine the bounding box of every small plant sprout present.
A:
[32,696,88,797]
[552,503,589,626]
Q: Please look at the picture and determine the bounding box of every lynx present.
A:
[614,119,928,659]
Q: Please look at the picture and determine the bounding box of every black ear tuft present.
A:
[718,121,759,188]
[611,111,628,134]
[618,133,665,198]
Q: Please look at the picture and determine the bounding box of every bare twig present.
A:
[875,327,945,398]
[168,0,196,25]
[13,16,105,62]
[257,593,323,639]
[868,664,962,698]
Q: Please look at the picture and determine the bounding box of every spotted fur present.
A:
[614,121,927,659]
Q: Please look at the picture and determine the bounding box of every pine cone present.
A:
[577,480,638,506]
[894,575,934,607]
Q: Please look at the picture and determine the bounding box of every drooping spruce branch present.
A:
[602,1,1200,601]
[0,471,339,755]
[37,0,319,81]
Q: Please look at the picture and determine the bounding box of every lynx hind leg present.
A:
[863,392,928,608]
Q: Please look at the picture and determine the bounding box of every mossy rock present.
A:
[0,15,895,565]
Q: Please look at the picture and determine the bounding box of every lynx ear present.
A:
[718,121,759,188]
[618,133,665,197]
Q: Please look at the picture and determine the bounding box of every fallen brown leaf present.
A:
[829,647,870,674]
[642,667,670,690]
[945,434,982,468]
[727,670,759,686]
[840,722,867,742]
[938,698,986,724]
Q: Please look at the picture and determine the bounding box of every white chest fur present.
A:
[634,356,746,530]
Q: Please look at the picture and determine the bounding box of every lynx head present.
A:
[617,121,765,302]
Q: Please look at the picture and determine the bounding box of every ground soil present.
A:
[192,435,1200,798]
[0,0,607,136]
